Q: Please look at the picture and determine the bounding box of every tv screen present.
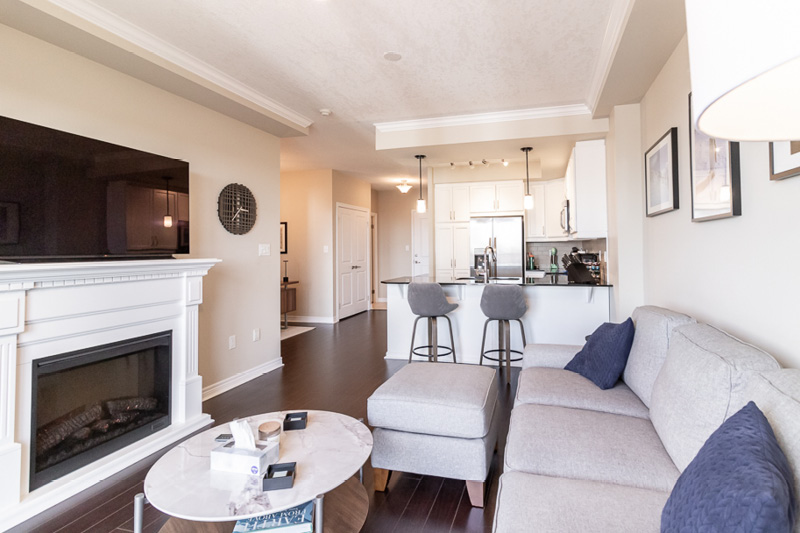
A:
[0,116,189,262]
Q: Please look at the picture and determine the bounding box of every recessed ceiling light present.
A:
[383,51,402,62]
[319,108,332,116]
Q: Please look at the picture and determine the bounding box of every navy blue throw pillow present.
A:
[661,401,797,533]
[564,318,634,389]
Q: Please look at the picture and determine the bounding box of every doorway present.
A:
[337,204,370,319]
[411,209,429,276]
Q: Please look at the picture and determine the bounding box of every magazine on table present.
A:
[232,500,314,532]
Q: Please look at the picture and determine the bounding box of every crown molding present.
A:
[586,0,636,116]
[374,104,592,133]
[42,0,314,129]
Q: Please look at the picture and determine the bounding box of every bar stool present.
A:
[479,284,527,379]
[408,282,458,362]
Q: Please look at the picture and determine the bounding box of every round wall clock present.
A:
[217,183,257,235]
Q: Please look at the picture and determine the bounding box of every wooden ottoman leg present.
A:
[466,480,485,508]
[374,468,392,491]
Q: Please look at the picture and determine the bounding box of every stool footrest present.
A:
[479,348,523,363]
[411,345,455,359]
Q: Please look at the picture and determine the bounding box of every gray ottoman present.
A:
[367,362,499,507]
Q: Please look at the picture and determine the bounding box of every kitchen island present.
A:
[382,275,612,366]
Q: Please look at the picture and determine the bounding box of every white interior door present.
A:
[412,210,429,276]
[338,205,370,319]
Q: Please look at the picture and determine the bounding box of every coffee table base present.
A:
[158,477,368,533]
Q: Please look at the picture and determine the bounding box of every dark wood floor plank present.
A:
[11,311,518,533]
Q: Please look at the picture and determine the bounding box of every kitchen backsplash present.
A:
[526,239,606,271]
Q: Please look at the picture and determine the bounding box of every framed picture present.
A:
[689,94,741,222]
[644,127,679,217]
[769,141,800,180]
[0,202,20,245]
[280,222,287,254]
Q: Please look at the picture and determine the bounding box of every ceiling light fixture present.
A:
[502,159,509,167]
[162,176,173,228]
[482,159,489,166]
[469,161,474,169]
[396,179,412,194]
[521,147,534,210]
[319,108,332,116]
[685,0,800,140]
[450,162,455,170]
[415,155,426,213]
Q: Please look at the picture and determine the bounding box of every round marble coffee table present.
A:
[144,410,372,531]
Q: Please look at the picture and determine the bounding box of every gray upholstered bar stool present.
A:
[479,284,527,379]
[408,282,458,362]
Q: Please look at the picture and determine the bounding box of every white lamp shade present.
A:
[523,194,534,210]
[686,0,800,141]
[416,199,427,214]
[163,215,173,228]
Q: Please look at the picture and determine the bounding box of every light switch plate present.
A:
[252,328,261,342]
[323,245,329,253]
[258,244,270,256]
[228,335,236,349]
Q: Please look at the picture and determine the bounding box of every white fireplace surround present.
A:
[0,258,219,531]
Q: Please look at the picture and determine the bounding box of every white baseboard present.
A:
[202,358,283,401]
[287,315,337,324]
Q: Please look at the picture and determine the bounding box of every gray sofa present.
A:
[493,305,800,532]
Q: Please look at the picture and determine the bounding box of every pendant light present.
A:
[396,180,411,194]
[163,177,173,228]
[521,147,533,210]
[686,0,800,140]
[415,155,426,213]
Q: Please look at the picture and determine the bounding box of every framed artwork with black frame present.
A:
[645,127,679,217]
[280,222,287,254]
[769,141,800,181]
[689,93,741,222]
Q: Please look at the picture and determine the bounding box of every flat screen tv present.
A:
[0,116,189,262]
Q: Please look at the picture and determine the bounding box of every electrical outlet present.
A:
[258,244,270,256]
[228,335,236,350]
[323,245,329,253]
[252,328,261,342]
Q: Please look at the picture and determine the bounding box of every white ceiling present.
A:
[5,0,686,188]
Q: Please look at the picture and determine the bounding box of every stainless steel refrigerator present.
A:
[469,216,524,278]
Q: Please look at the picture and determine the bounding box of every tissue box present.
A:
[210,441,278,476]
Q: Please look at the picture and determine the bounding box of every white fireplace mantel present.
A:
[0,258,220,531]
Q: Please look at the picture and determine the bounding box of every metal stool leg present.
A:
[430,317,438,362]
[516,319,527,347]
[479,318,491,365]
[503,319,512,383]
[443,315,457,363]
[409,316,422,362]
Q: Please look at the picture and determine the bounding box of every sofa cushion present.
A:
[504,404,679,492]
[522,343,582,369]
[493,471,668,533]
[748,369,800,532]
[565,318,635,389]
[367,362,497,439]
[649,323,781,472]
[623,306,695,408]
[514,367,649,419]
[661,402,796,532]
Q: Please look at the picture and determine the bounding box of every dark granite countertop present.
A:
[381,275,612,287]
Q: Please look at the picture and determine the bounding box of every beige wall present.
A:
[376,191,418,299]
[0,24,283,389]
[280,169,335,321]
[636,35,800,368]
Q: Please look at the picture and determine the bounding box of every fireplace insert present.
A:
[30,331,172,490]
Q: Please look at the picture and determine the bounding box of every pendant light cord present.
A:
[521,147,532,195]
[416,154,426,201]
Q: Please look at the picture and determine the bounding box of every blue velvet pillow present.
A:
[661,401,797,533]
[564,318,634,389]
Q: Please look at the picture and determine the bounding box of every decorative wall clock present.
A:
[217,183,257,234]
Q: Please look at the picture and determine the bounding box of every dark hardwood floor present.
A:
[10,311,518,533]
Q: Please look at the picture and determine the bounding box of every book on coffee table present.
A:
[232,500,313,532]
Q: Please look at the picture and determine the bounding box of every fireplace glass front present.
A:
[30,331,171,490]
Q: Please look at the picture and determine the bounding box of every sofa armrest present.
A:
[522,343,583,368]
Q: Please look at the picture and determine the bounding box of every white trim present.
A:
[45,0,314,130]
[371,212,378,305]
[586,0,637,114]
[286,315,337,324]
[374,104,591,133]
[202,357,283,401]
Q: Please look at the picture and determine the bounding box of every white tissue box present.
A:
[210,441,279,476]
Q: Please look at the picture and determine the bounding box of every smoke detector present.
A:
[319,108,332,117]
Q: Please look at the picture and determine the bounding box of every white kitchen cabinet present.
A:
[566,139,607,238]
[545,178,567,239]
[435,222,472,278]
[525,183,546,239]
[469,180,524,215]
[434,183,470,222]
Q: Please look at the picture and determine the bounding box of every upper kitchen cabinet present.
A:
[434,183,470,222]
[469,180,524,215]
[565,139,607,239]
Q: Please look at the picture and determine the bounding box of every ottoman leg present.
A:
[374,468,392,491]
[466,480,485,508]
